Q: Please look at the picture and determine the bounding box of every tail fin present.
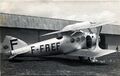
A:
[2,35,28,53]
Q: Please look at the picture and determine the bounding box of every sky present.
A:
[0,0,120,24]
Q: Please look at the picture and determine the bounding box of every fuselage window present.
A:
[76,37,80,42]
[81,36,85,41]
[70,37,75,43]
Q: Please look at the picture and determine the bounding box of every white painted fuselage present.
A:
[10,32,97,58]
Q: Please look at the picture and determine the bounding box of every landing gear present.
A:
[78,56,98,63]
[78,56,106,64]
[88,57,98,63]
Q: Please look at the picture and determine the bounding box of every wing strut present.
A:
[71,31,77,36]
[88,28,93,34]
[96,26,102,48]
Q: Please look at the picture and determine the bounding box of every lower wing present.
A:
[65,47,117,58]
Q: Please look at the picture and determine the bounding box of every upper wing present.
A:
[84,21,115,29]
[41,30,65,37]
[41,31,61,36]
[41,21,114,37]
[41,30,74,37]
[62,21,114,31]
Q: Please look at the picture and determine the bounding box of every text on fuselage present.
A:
[31,42,60,54]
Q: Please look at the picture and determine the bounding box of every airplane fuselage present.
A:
[10,32,96,57]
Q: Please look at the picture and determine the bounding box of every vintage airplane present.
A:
[2,21,118,62]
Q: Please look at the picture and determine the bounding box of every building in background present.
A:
[0,13,120,53]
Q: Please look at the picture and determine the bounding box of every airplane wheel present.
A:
[88,57,98,63]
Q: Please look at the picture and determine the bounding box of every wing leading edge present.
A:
[41,21,114,37]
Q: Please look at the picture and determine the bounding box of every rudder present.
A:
[2,35,28,53]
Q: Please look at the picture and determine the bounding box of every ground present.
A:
[1,53,120,76]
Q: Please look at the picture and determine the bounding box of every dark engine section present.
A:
[86,35,92,48]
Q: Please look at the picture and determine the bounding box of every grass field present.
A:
[1,52,120,76]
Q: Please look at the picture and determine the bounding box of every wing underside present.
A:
[66,48,117,58]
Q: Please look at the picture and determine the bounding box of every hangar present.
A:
[0,13,120,53]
